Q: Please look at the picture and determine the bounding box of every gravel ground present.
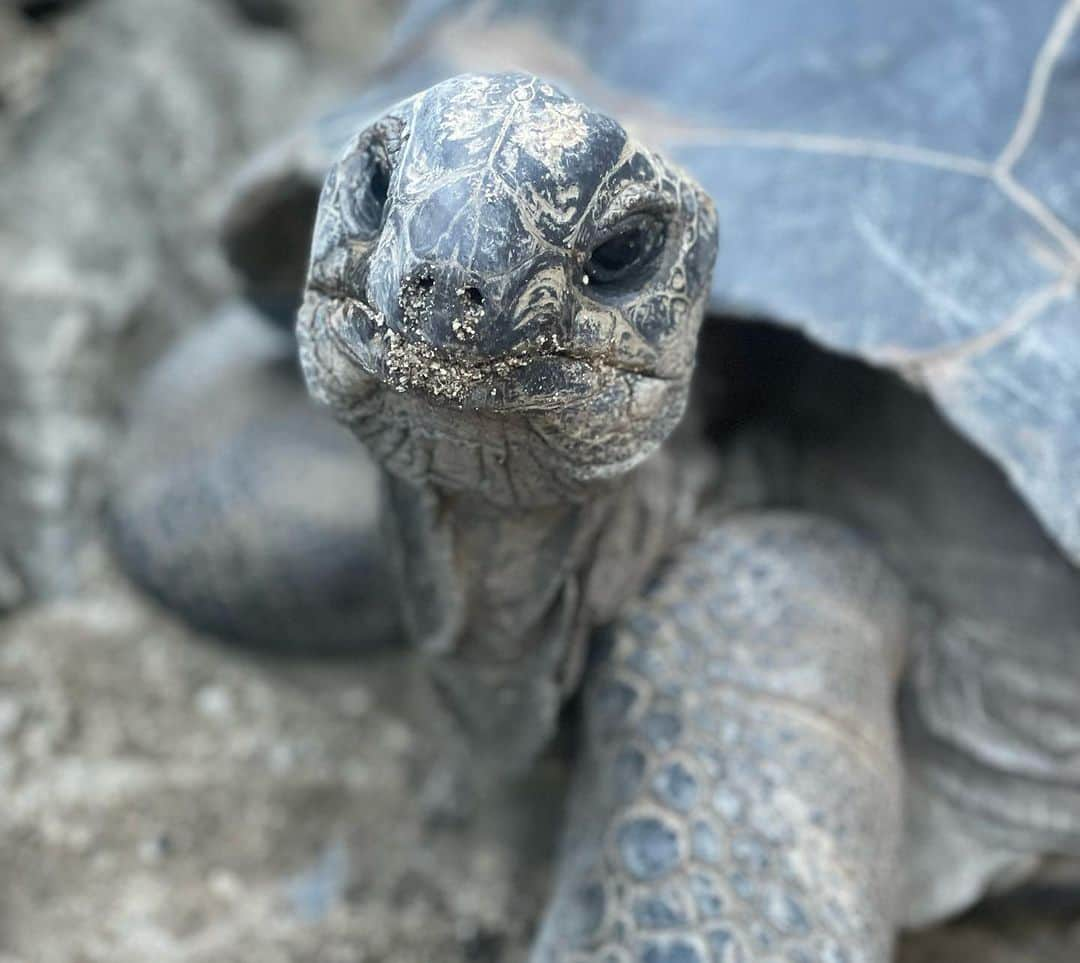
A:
[0,579,562,962]
[1,580,1079,962]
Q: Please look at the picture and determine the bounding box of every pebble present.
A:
[208,869,243,901]
[195,684,234,721]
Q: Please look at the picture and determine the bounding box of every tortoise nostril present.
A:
[463,286,484,306]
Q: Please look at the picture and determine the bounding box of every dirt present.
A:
[0,578,563,962]
[1,579,1078,961]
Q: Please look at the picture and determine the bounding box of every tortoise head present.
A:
[298,72,718,506]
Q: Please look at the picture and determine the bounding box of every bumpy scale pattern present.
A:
[531,513,911,963]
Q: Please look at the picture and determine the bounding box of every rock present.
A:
[220,0,400,64]
[0,5,63,120]
[0,584,560,962]
[0,0,338,602]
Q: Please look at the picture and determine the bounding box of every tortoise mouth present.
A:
[304,287,669,412]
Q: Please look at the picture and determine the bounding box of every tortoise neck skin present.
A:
[297,72,717,763]
[377,447,701,764]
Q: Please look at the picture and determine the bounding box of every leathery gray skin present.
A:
[299,72,907,962]
[299,72,719,766]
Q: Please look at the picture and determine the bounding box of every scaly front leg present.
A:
[531,512,910,963]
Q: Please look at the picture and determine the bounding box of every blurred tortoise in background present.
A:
[109,1,1080,960]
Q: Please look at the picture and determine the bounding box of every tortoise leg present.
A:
[108,301,401,654]
[531,512,909,963]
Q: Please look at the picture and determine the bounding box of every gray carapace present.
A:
[231,0,1080,567]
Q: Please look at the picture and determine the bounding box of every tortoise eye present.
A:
[585,215,666,292]
[367,155,389,216]
[341,143,391,236]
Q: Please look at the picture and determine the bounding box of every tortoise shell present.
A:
[224,0,1080,563]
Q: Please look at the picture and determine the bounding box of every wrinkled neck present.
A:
[382,476,621,667]
[380,448,700,762]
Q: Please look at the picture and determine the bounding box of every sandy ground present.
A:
[1,578,1079,962]
[0,578,562,962]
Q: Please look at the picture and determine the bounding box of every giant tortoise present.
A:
[109,1,1080,960]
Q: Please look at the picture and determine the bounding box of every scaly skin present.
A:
[531,513,908,963]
